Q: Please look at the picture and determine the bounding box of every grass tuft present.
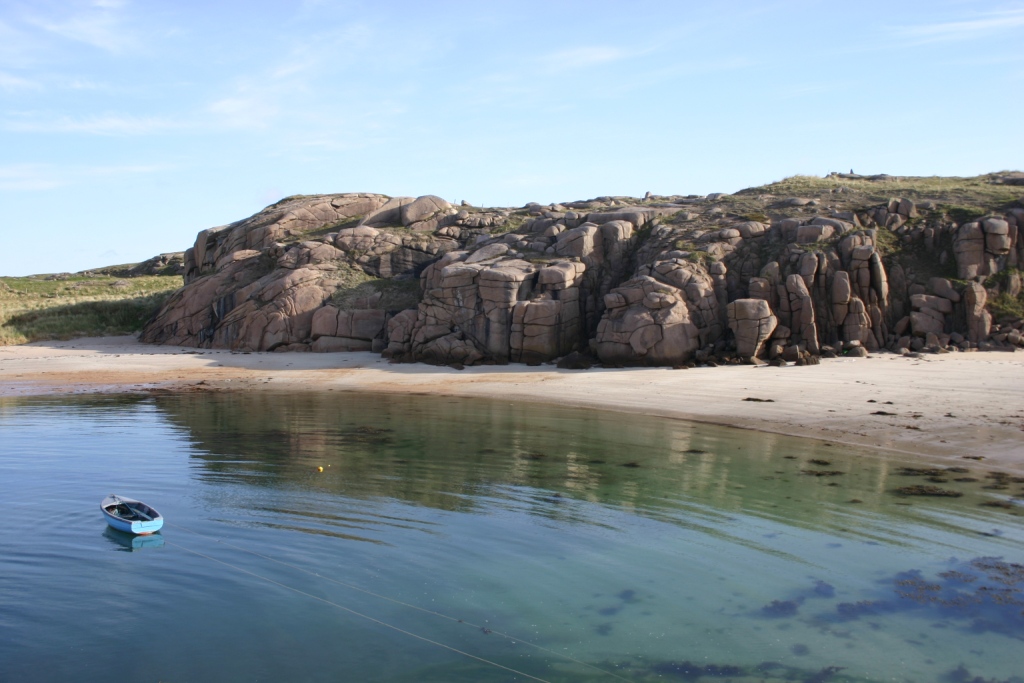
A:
[1,274,182,345]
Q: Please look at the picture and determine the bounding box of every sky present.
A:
[1,1,1022,276]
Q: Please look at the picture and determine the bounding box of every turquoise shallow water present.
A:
[0,392,1022,683]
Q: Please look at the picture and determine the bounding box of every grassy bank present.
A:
[0,274,182,345]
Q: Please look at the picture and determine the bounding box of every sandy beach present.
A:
[1,336,1022,473]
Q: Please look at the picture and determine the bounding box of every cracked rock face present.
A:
[142,183,1024,362]
[727,299,777,358]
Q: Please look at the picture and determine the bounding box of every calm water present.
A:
[0,393,1022,683]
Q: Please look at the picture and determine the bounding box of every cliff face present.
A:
[141,174,1024,364]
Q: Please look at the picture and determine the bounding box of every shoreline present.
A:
[2,336,1023,473]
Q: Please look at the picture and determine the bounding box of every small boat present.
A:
[101,494,164,535]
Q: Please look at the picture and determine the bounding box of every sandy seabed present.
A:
[2,336,1022,473]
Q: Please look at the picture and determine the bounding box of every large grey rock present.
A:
[911,293,953,314]
[983,217,1012,254]
[465,243,510,264]
[928,277,960,302]
[727,299,777,357]
[401,195,452,227]
[785,274,819,354]
[964,282,991,343]
[954,222,987,279]
[595,259,723,366]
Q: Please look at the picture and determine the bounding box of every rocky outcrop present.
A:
[142,178,1024,363]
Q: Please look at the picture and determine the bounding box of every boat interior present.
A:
[105,502,157,521]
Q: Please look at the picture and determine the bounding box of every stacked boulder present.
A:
[726,299,777,358]
[953,217,1014,279]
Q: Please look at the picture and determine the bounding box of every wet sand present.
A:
[2,336,1022,473]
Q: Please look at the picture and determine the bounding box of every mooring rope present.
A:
[166,521,632,682]
[165,538,555,683]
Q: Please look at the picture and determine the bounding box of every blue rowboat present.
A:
[101,494,164,535]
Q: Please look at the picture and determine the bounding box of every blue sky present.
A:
[1,1,1022,276]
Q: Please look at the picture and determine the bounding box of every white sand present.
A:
[2,336,1022,473]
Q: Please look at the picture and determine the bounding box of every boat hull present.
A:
[101,495,164,535]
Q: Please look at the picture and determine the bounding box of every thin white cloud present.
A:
[3,114,181,135]
[0,162,170,191]
[203,24,374,131]
[540,46,631,72]
[208,95,282,130]
[0,164,64,191]
[892,9,1024,44]
[0,18,38,67]
[25,1,138,53]
[0,70,39,91]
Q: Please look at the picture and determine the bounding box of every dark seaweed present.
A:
[825,557,1024,638]
[813,580,836,598]
[649,660,743,679]
[835,600,889,619]
[945,663,1024,683]
[894,485,962,497]
[806,667,846,683]
[896,467,947,477]
[761,599,801,617]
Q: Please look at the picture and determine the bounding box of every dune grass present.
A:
[739,173,1022,210]
[0,274,182,345]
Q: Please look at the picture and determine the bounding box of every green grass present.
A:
[331,277,422,311]
[873,226,900,257]
[984,269,1024,321]
[989,292,1024,320]
[670,239,713,266]
[737,173,1022,211]
[281,215,364,243]
[489,211,530,235]
[326,261,422,311]
[940,205,987,225]
[0,274,182,345]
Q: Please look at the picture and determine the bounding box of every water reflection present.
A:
[102,526,165,551]
[154,392,1021,547]
[1,392,1022,683]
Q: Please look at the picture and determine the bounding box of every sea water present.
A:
[0,392,1021,683]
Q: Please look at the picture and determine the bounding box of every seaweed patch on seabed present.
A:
[412,659,865,683]
[608,658,859,682]
[944,664,1024,683]
[823,557,1024,639]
